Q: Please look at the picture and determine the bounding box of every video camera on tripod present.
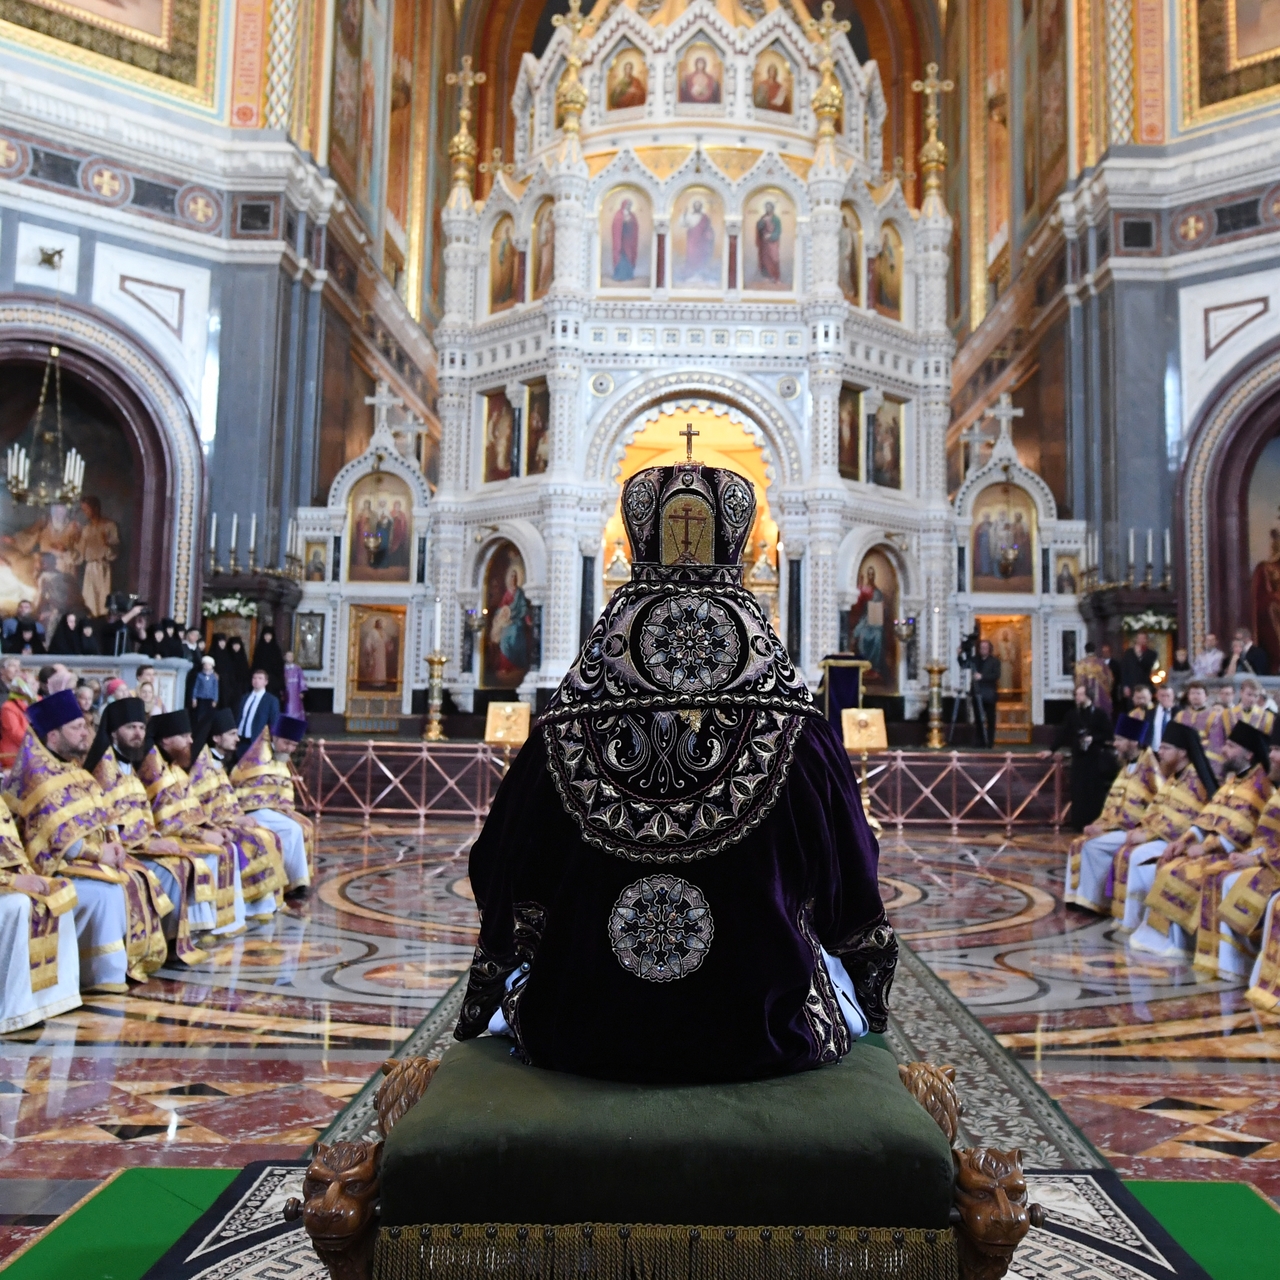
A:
[949,630,989,746]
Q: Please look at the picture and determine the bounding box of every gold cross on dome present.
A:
[911,62,954,134]
[806,0,851,58]
[552,0,588,58]
[479,148,514,178]
[446,55,486,114]
[680,422,700,460]
[91,168,122,198]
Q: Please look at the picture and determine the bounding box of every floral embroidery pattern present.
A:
[608,875,714,981]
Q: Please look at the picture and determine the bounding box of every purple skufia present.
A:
[463,714,886,1084]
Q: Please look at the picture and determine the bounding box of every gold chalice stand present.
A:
[841,706,887,834]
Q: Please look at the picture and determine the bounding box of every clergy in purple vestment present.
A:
[454,456,896,1083]
[283,653,307,718]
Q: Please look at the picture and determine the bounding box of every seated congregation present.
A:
[0,692,313,1033]
[1066,702,1280,993]
[288,461,1044,1280]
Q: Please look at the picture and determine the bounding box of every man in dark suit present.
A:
[1235,628,1271,676]
[234,669,280,760]
[1119,631,1158,704]
[1052,683,1116,829]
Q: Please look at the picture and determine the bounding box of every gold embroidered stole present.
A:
[0,802,75,992]
[189,748,284,906]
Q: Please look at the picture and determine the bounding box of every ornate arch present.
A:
[0,298,202,623]
[1180,337,1280,651]
[583,369,803,484]
[466,521,549,593]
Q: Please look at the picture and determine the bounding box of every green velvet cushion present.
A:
[381,1037,954,1230]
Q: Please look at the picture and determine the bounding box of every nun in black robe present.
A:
[455,460,896,1084]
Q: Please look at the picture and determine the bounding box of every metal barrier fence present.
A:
[861,750,1068,834]
[293,739,1069,833]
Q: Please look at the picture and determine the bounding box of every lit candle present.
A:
[932,605,940,661]
[1164,527,1171,568]
[249,513,257,553]
[230,513,239,555]
[209,512,217,552]
[1146,528,1153,567]
[434,594,442,652]
[1128,528,1135,568]
[287,518,297,559]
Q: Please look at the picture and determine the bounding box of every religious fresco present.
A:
[848,548,899,694]
[483,390,519,482]
[838,384,861,481]
[742,188,794,291]
[489,214,522,313]
[869,223,903,320]
[677,41,724,106]
[531,200,555,300]
[384,0,415,243]
[304,541,328,582]
[606,45,648,109]
[482,540,535,689]
[0,376,136,625]
[0,0,208,95]
[347,471,413,583]
[1190,0,1280,119]
[355,0,386,227]
[970,482,1037,593]
[752,48,793,113]
[599,186,652,288]
[1054,553,1079,595]
[1038,0,1067,201]
[525,380,550,476]
[1248,434,1280,663]
[294,612,326,670]
[985,0,1011,264]
[1232,0,1280,62]
[867,398,902,489]
[349,604,405,695]
[670,185,724,289]
[839,204,861,305]
[977,613,1033,704]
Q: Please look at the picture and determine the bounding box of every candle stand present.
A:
[424,652,448,742]
[924,661,947,750]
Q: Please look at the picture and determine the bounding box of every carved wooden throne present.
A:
[287,1052,1044,1280]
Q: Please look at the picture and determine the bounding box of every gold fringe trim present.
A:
[374,1223,958,1280]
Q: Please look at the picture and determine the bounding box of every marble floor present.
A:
[879,833,1280,1203]
[1,820,1278,1262]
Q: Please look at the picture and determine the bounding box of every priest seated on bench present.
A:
[291,458,1045,1280]
[456,460,895,1079]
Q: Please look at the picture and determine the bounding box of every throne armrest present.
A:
[898,1060,1046,1280]
[284,1056,440,1280]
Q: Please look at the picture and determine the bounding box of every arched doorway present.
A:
[600,403,780,627]
[0,343,170,629]
[1181,344,1280,667]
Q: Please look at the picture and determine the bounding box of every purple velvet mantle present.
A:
[462,713,887,1083]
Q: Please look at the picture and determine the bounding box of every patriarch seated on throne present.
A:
[289,455,1044,1280]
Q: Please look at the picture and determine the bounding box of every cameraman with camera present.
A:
[958,633,1001,747]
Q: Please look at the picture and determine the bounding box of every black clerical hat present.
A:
[1229,720,1271,771]
[104,697,146,733]
[1161,720,1217,795]
[1115,714,1146,742]
[149,709,192,740]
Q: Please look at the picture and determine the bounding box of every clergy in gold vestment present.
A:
[137,710,245,942]
[230,715,312,895]
[188,708,285,922]
[1130,722,1274,960]
[1113,721,1215,933]
[86,698,219,965]
[1176,680,1228,781]
[7,691,169,992]
[0,799,81,1032]
[1068,715,1161,913]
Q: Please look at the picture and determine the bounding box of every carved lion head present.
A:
[953,1147,1031,1251]
[300,1139,384,1249]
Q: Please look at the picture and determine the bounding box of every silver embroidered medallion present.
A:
[608,875,714,982]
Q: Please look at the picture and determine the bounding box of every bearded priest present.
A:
[454,460,894,1082]
[138,710,245,943]
[8,690,169,991]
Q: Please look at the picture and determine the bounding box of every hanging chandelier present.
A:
[5,345,85,507]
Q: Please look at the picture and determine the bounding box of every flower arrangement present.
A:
[1121,611,1176,633]
[202,594,259,619]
